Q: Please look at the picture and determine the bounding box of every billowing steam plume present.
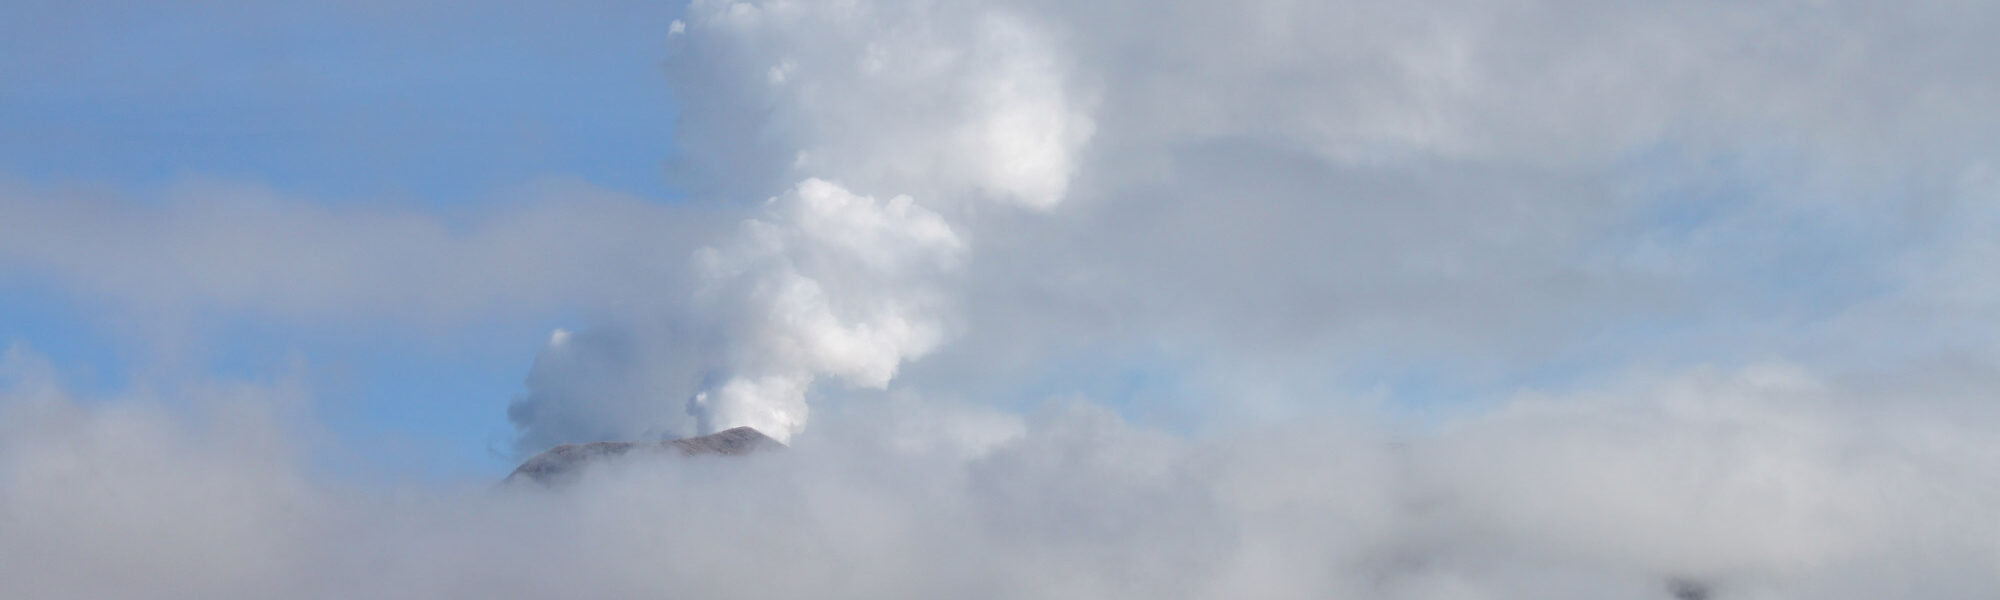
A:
[683,179,965,441]
[538,1,1097,443]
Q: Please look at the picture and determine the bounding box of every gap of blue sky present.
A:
[1,0,685,479]
[0,0,682,203]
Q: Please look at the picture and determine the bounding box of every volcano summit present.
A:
[504,426,783,487]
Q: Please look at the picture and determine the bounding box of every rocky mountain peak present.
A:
[503,426,783,487]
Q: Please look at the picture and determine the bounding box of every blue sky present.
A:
[2,0,684,479]
[2,1,680,201]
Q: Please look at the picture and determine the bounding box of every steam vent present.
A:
[504,426,783,487]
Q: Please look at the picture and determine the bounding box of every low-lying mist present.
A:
[5,350,1993,599]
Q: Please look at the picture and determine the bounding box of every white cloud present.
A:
[523,0,1100,445]
[510,178,967,445]
[8,346,2000,598]
[12,0,2000,594]
[689,179,966,440]
[511,0,2000,458]
[671,0,1096,209]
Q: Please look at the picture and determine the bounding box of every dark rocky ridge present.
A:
[1666,578,1712,600]
[504,426,783,486]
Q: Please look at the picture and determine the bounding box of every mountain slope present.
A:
[504,426,782,486]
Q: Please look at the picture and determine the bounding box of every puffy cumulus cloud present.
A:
[8,344,2000,599]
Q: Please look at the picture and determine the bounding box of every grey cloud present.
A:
[518,0,2000,461]
[12,0,2000,596]
[507,324,716,454]
[7,347,2000,598]
[850,0,2000,420]
[1019,0,2000,168]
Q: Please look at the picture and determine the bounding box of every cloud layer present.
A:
[511,0,2000,446]
[6,348,2000,599]
[7,0,2000,597]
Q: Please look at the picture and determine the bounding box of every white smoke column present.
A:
[675,0,1095,207]
[686,179,963,441]
[669,1,1097,440]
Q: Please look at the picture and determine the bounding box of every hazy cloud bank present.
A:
[6,347,1999,599]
